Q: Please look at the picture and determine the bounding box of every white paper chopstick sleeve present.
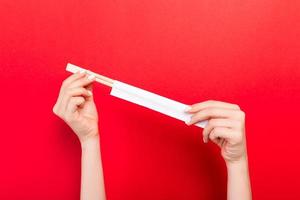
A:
[110,80,208,128]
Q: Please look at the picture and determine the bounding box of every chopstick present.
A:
[87,70,114,87]
[94,76,113,87]
[66,63,114,87]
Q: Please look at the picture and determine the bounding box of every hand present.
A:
[185,100,247,164]
[53,72,99,144]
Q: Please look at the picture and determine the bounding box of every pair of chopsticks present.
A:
[66,63,114,87]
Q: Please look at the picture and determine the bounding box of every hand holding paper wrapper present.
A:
[66,63,208,128]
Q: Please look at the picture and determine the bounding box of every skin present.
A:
[53,72,106,200]
[186,101,252,200]
[53,74,252,200]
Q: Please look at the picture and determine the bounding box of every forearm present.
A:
[80,135,106,200]
[226,157,252,200]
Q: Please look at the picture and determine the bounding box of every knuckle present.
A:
[238,110,246,119]
[52,105,58,115]
[233,104,241,110]
[208,119,217,127]
[52,108,57,115]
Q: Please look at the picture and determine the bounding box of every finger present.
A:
[209,127,232,141]
[59,87,92,115]
[186,108,244,125]
[57,72,86,103]
[210,136,226,148]
[54,72,87,118]
[65,97,86,120]
[187,100,240,113]
[202,119,237,143]
[209,136,223,147]
[65,87,93,98]
[68,74,96,89]
[85,83,94,101]
[61,71,86,89]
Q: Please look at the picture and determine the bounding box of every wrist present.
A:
[80,134,100,150]
[226,155,249,172]
[224,144,248,165]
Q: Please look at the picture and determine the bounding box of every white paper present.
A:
[111,80,208,128]
[66,63,80,73]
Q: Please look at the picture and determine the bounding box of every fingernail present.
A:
[203,138,206,143]
[184,106,191,112]
[87,90,93,96]
[87,75,95,80]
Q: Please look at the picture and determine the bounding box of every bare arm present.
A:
[186,100,252,200]
[226,156,251,200]
[53,72,106,200]
[81,136,106,200]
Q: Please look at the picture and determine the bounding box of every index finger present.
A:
[186,107,243,125]
[187,100,240,113]
[61,71,86,89]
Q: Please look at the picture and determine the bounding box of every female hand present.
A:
[186,100,247,164]
[53,71,99,144]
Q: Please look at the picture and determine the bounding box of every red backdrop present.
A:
[1,0,299,199]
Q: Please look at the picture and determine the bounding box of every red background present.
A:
[1,0,299,199]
